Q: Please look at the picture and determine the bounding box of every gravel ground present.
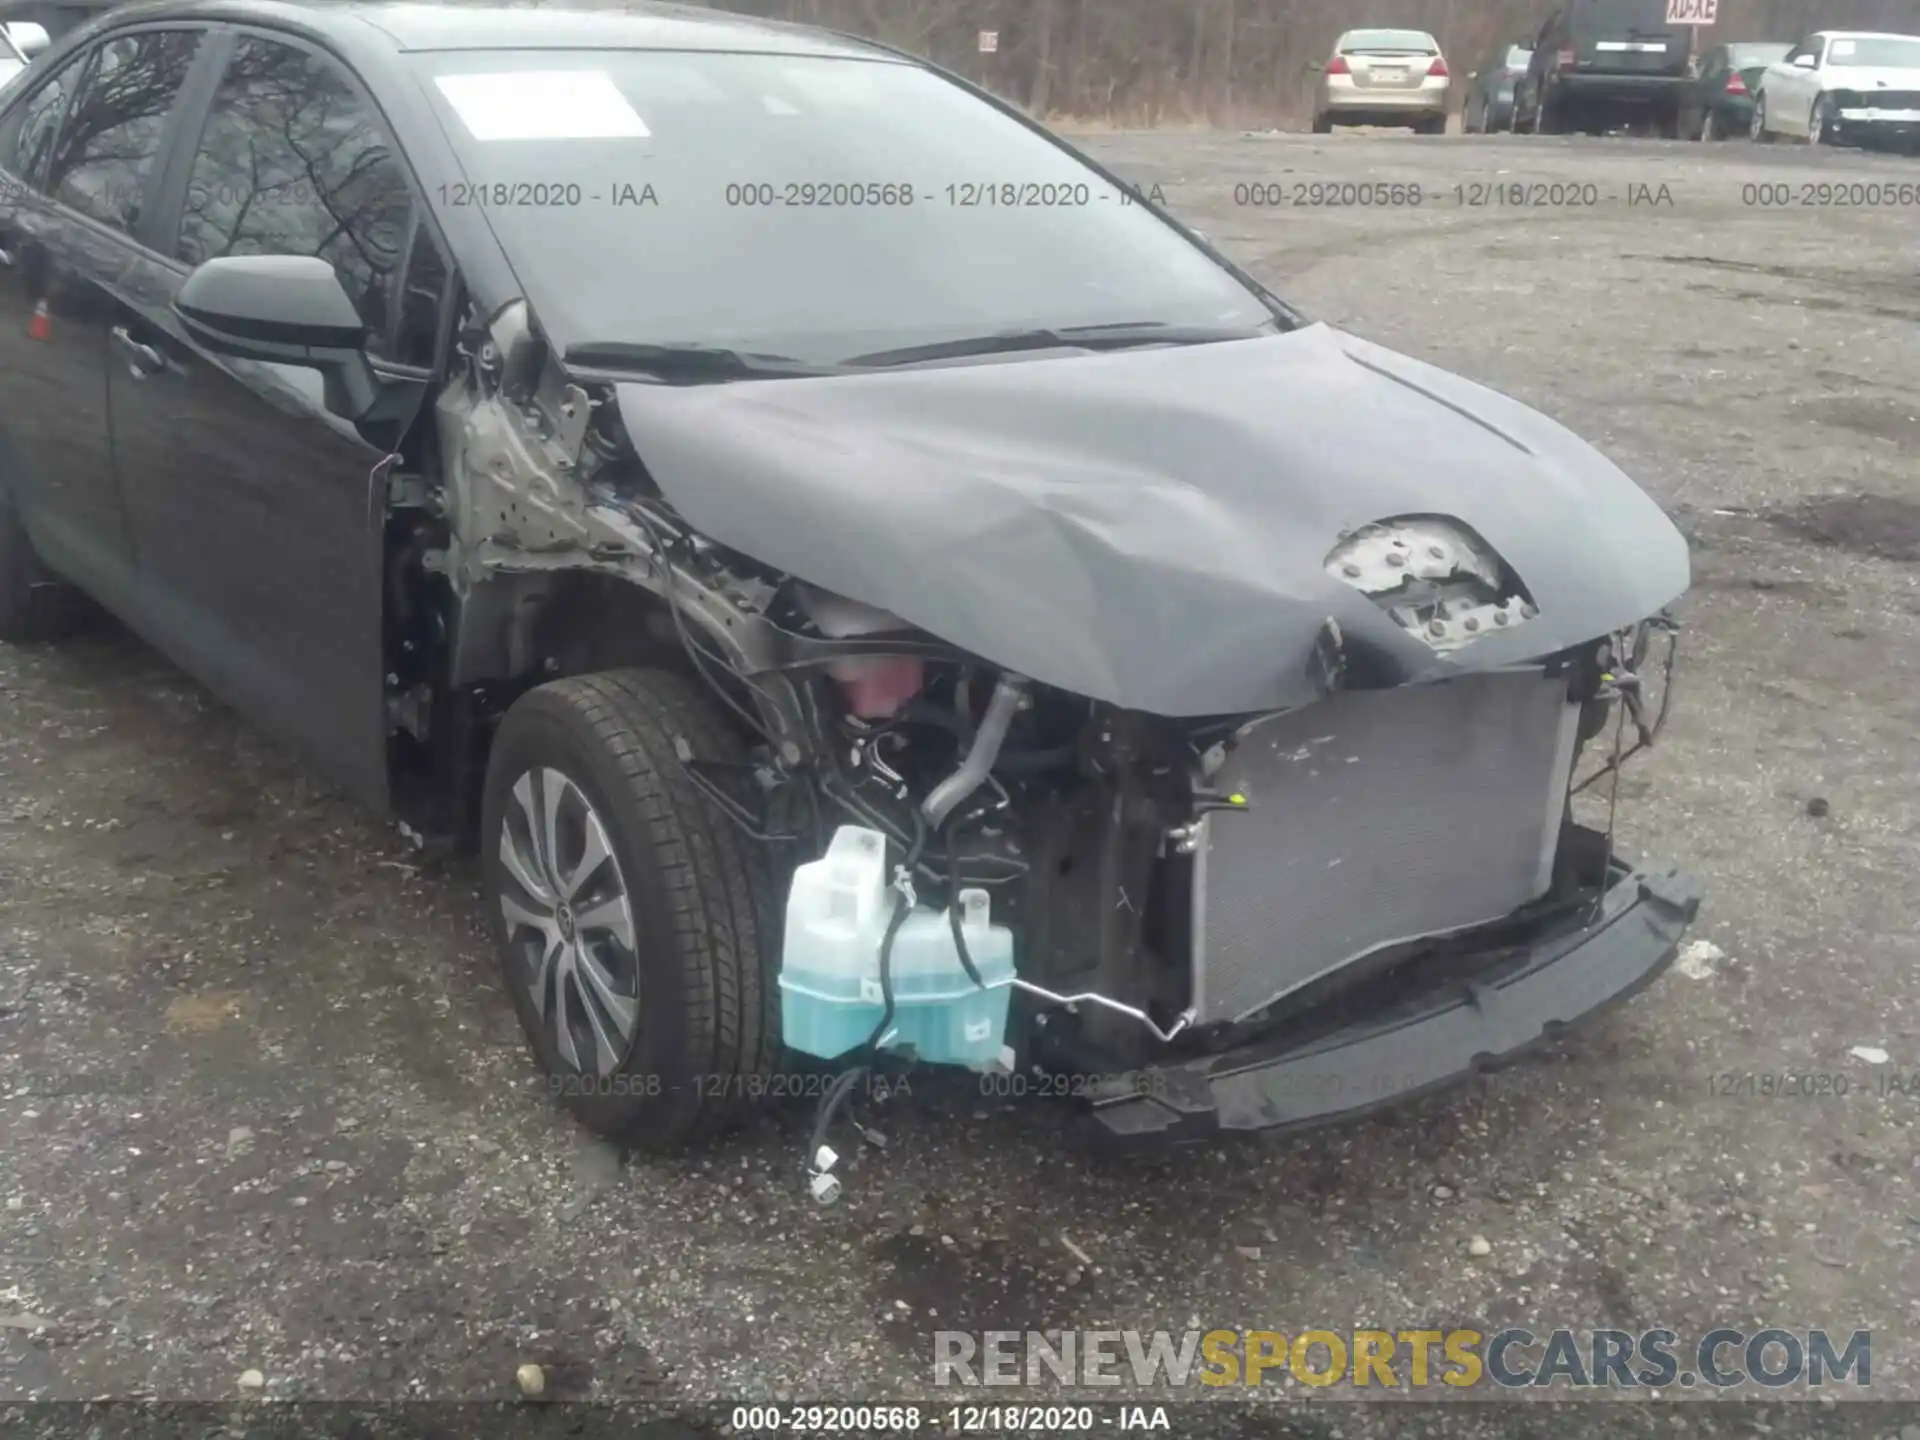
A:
[4,127,1919,1438]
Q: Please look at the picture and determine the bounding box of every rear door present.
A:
[1570,0,1686,77]
[0,27,205,610]
[101,27,434,809]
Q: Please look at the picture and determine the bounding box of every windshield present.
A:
[1339,30,1436,53]
[415,50,1275,368]
[1826,35,1920,67]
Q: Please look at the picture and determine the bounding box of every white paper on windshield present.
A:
[1829,39,1856,57]
[434,71,650,141]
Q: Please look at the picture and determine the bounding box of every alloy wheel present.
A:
[498,766,640,1076]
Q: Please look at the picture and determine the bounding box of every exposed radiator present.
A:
[1189,667,1582,1024]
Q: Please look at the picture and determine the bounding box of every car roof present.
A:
[64,0,898,58]
[1808,30,1920,43]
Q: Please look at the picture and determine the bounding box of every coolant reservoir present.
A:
[779,825,1015,1067]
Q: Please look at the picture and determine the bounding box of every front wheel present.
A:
[481,668,780,1149]
[1751,95,1775,142]
[1807,94,1830,146]
[0,484,86,643]
[1699,107,1717,141]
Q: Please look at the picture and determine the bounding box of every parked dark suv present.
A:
[1515,0,1691,136]
[0,0,1700,1174]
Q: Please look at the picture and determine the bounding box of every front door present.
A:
[1771,39,1823,132]
[103,30,427,809]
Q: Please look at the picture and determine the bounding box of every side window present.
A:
[47,31,202,234]
[0,49,89,189]
[390,218,448,369]
[175,35,410,351]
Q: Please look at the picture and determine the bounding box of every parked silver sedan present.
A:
[1311,28,1452,133]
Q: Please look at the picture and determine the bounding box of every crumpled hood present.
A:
[612,322,1689,716]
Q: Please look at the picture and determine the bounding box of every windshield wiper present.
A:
[563,341,839,380]
[841,321,1273,370]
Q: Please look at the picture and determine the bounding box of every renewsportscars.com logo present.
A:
[933,1328,1872,1391]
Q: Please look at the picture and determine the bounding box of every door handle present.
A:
[110,324,166,377]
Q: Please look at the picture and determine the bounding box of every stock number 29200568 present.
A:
[730,1405,923,1432]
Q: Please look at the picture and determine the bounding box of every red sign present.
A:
[1665,0,1718,23]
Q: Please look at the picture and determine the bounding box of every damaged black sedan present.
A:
[0,0,1700,1186]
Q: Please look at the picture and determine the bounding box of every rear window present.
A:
[1826,36,1920,68]
[1727,43,1791,66]
[1339,30,1436,53]
[1505,45,1533,68]
[1569,0,1673,27]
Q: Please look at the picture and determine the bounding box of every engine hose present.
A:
[808,1061,870,1169]
[862,881,916,1053]
[809,813,926,1167]
[922,673,1027,828]
[945,818,988,991]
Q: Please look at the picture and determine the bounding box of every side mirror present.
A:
[5,22,49,56]
[174,255,379,420]
[1790,53,1816,68]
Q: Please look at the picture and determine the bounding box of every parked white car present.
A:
[1310,28,1452,134]
[1751,30,1920,148]
[0,25,36,91]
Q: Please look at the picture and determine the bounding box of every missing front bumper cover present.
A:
[1079,859,1702,1148]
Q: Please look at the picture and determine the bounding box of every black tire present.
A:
[0,483,85,643]
[1699,107,1717,141]
[1806,94,1830,147]
[1416,114,1446,135]
[1752,95,1774,142]
[481,668,780,1150]
[1311,111,1332,134]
